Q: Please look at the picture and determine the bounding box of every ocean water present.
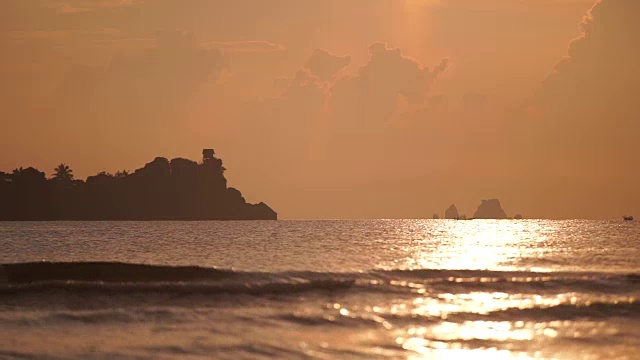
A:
[1,220,639,359]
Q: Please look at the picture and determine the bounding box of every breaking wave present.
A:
[1,261,639,298]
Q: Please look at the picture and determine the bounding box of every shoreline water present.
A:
[2,220,639,359]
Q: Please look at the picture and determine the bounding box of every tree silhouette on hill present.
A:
[53,164,74,182]
[0,151,277,221]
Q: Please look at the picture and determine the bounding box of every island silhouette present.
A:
[473,199,508,219]
[437,199,516,220]
[0,149,277,221]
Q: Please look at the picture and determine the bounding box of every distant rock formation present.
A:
[473,199,508,219]
[432,213,440,220]
[514,214,523,220]
[445,205,459,219]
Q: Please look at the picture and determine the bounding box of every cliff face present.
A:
[246,202,278,221]
[473,199,507,219]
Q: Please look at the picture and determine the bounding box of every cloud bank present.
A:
[535,0,640,170]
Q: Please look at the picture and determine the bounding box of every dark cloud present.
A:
[539,0,640,107]
[535,0,640,169]
[303,49,351,81]
[228,43,450,184]
[50,31,227,145]
[254,43,448,138]
[64,30,227,104]
[361,43,448,105]
[330,43,448,130]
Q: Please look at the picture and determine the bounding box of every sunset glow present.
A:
[3,0,637,219]
[2,3,640,356]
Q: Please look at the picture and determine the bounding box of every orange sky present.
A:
[1,0,638,219]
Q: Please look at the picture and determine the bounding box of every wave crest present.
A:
[2,262,638,298]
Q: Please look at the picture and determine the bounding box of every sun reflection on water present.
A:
[400,335,538,360]
[367,220,638,358]
[397,220,552,272]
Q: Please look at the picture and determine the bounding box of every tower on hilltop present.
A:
[202,149,215,162]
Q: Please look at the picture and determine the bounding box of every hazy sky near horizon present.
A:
[1,0,638,219]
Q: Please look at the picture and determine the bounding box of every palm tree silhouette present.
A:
[53,164,74,182]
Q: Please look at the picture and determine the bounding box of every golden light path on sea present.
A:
[395,220,552,272]
[390,220,557,358]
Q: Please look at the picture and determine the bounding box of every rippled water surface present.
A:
[1,220,639,359]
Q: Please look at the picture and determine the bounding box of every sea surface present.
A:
[1,220,639,359]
